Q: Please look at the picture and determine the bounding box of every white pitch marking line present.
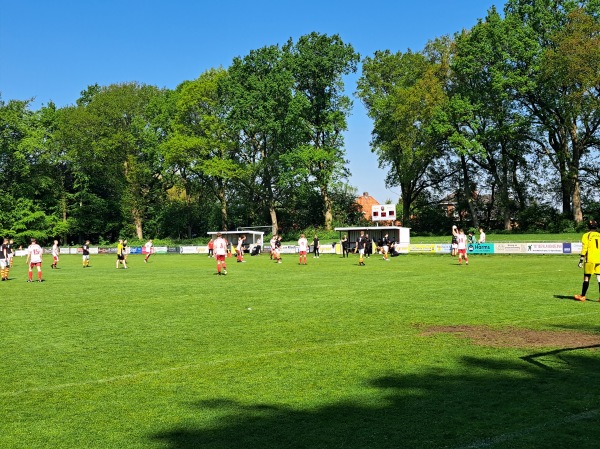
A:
[0,334,409,398]
[2,311,595,398]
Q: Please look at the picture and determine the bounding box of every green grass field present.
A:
[2,251,600,449]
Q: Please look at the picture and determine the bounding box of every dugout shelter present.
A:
[207,230,264,253]
[334,226,411,254]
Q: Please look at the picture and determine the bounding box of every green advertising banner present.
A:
[467,243,494,254]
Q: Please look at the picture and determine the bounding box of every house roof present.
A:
[355,192,380,218]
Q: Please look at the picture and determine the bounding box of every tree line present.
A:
[1,0,599,246]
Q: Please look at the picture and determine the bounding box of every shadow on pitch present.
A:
[554,294,589,301]
[150,338,600,448]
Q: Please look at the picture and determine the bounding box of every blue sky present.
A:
[1,0,505,204]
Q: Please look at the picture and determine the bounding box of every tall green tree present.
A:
[222,45,303,235]
[357,49,448,226]
[56,83,168,240]
[449,7,533,229]
[284,32,360,229]
[162,68,239,234]
[504,0,600,222]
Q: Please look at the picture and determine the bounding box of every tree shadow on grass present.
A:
[151,348,600,449]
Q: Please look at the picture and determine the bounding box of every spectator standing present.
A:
[478,228,486,243]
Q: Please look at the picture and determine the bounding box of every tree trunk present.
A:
[217,186,228,230]
[460,154,479,228]
[321,186,333,230]
[133,209,143,239]
[569,124,583,223]
[61,192,68,244]
[402,194,411,228]
[572,180,583,222]
[559,175,572,217]
[270,205,279,236]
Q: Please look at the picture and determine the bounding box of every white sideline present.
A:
[453,409,599,449]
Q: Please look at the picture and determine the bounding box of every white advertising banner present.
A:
[319,244,336,254]
[526,243,564,254]
[409,244,437,253]
[180,246,209,254]
[436,244,452,254]
[494,243,527,254]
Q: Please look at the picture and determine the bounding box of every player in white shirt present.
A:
[144,239,153,263]
[236,235,246,263]
[298,234,308,265]
[26,238,44,282]
[455,227,469,265]
[213,232,228,275]
[51,240,60,269]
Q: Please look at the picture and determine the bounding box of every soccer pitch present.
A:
[2,252,600,449]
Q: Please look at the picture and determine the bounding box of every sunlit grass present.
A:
[1,251,599,449]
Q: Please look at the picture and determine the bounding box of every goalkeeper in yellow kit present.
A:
[574,220,600,302]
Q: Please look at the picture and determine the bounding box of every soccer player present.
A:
[574,220,600,302]
[451,226,458,257]
[236,235,246,263]
[214,232,228,275]
[82,240,91,267]
[381,233,390,261]
[455,227,469,265]
[116,239,128,269]
[7,238,14,268]
[341,235,349,258]
[51,240,60,269]
[298,233,308,265]
[0,238,9,281]
[365,234,372,259]
[357,231,367,266]
[274,236,283,263]
[144,239,153,263]
[26,238,43,282]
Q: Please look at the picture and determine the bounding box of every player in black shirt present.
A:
[82,240,90,268]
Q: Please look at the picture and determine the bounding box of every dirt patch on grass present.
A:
[419,325,600,349]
